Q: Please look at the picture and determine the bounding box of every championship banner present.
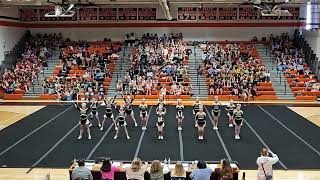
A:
[198,7,218,21]
[118,8,138,20]
[19,8,38,22]
[177,7,197,21]
[79,8,98,21]
[218,7,238,20]
[281,7,300,20]
[239,6,258,20]
[138,8,156,20]
[39,8,57,21]
[98,8,117,20]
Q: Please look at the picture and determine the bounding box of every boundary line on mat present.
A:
[243,118,288,170]
[0,106,73,156]
[258,105,320,157]
[134,106,153,159]
[179,130,184,161]
[204,106,232,161]
[86,114,120,160]
[26,123,79,174]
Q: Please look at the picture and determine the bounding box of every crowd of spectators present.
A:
[1,33,61,94]
[118,33,193,98]
[201,42,269,100]
[271,33,320,93]
[43,39,119,100]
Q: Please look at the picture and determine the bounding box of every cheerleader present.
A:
[156,104,166,140]
[73,101,92,140]
[176,99,184,131]
[101,95,117,131]
[195,105,206,140]
[225,99,236,127]
[114,105,130,140]
[89,98,101,128]
[139,98,148,130]
[123,95,138,127]
[233,104,244,140]
[211,96,221,130]
[157,95,166,108]
[193,97,202,127]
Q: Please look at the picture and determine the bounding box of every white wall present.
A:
[303,30,320,59]
[31,26,297,42]
[0,26,26,64]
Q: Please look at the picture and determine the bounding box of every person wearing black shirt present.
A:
[139,98,149,130]
[123,95,138,127]
[176,99,184,131]
[195,105,206,140]
[233,104,244,140]
[73,101,92,140]
[101,95,117,131]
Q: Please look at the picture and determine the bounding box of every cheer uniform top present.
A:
[90,102,98,115]
[124,99,134,115]
[139,104,148,117]
[196,112,206,127]
[176,105,184,119]
[226,103,236,116]
[193,102,201,114]
[156,109,166,127]
[233,110,244,126]
[117,111,127,126]
[212,102,221,117]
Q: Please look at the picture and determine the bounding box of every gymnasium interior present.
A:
[0,0,319,179]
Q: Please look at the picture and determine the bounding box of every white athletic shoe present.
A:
[160,136,164,140]
[88,136,91,140]
[158,136,161,140]
[178,127,182,131]
[78,135,82,140]
[134,122,138,127]
[238,135,241,140]
[98,123,101,127]
[127,136,130,140]
[195,124,198,128]
[235,135,237,139]
[89,123,93,127]
[229,124,233,127]
[114,135,118,139]
[100,126,104,131]
[115,126,118,131]
[142,127,147,130]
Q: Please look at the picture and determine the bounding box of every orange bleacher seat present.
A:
[258,82,272,86]
[257,86,275,91]
[13,89,26,94]
[4,94,24,100]
[39,94,58,99]
[255,95,278,100]
[296,96,317,101]
[301,91,320,96]
[257,91,276,95]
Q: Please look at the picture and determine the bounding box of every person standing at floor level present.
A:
[88,97,101,128]
[226,99,236,127]
[193,96,202,127]
[123,94,138,127]
[73,101,92,140]
[211,96,221,130]
[101,95,117,131]
[176,99,184,131]
[114,105,130,140]
[195,105,206,140]
[256,148,279,180]
[233,104,243,140]
[156,104,166,140]
[139,98,148,130]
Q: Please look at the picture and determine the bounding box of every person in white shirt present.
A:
[256,148,279,180]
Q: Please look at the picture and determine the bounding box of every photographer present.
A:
[256,148,279,180]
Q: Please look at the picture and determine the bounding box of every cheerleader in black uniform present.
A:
[156,104,166,140]
[176,99,184,131]
[101,95,117,131]
[195,105,206,140]
[225,99,236,127]
[114,105,130,140]
[155,96,166,127]
[139,98,148,130]
[89,98,101,128]
[73,101,92,140]
[211,96,221,130]
[123,95,138,127]
[193,97,202,127]
[233,104,244,140]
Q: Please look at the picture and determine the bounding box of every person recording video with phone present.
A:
[256,148,279,180]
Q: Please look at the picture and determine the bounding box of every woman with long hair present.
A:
[170,161,186,179]
[125,158,147,180]
[232,104,244,140]
[139,98,148,130]
[193,97,202,127]
[214,159,233,180]
[73,101,91,140]
[123,95,138,127]
[225,99,236,127]
[100,158,122,180]
[149,160,165,180]
[176,99,184,131]
[101,95,117,131]
[256,148,279,180]
[88,97,101,128]
[211,96,221,130]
